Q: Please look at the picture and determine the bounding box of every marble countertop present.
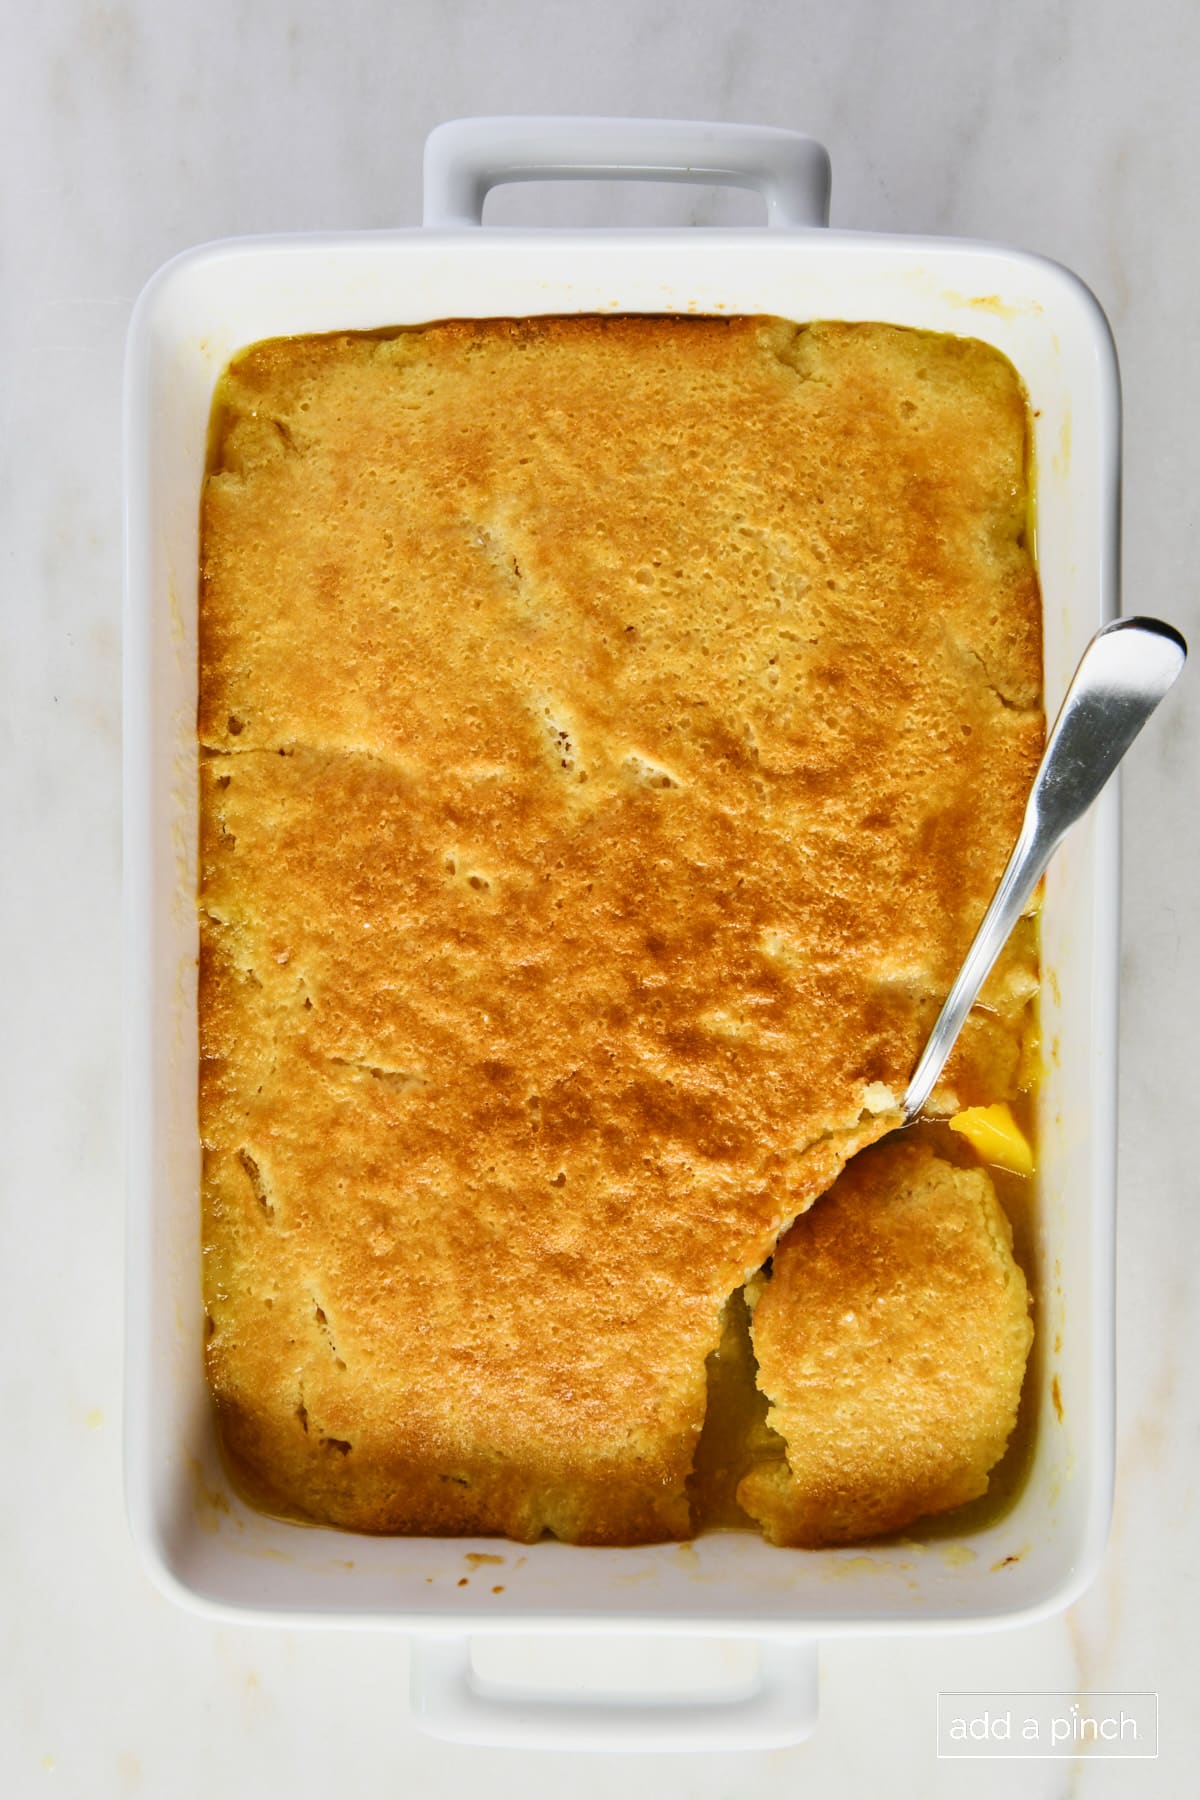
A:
[4,1,1197,1792]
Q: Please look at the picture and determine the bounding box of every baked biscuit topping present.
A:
[199,317,1041,1542]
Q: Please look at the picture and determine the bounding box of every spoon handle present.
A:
[903,616,1187,1121]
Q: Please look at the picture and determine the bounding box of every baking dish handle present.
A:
[409,1633,819,1752]
[423,116,830,230]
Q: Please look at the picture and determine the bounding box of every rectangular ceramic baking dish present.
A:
[123,117,1120,1752]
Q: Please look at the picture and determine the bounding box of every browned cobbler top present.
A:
[740,1138,1035,1548]
[197,316,1043,1544]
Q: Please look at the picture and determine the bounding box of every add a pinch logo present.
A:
[937,1692,1159,1759]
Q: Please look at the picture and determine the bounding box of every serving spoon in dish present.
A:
[904,616,1187,1121]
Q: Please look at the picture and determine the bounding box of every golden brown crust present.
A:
[199,317,1042,1541]
[739,1140,1034,1546]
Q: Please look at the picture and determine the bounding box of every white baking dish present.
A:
[123,117,1120,1751]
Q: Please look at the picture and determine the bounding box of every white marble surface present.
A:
[3,0,1198,1792]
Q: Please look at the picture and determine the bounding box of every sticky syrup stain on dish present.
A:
[901,270,1042,318]
[186,1454,231,1531]
[825,1556,882,1580]
[941,288,1044,320]
[611,1562,663,1587]
[940,1544,977,1568]
[168,573,185,647]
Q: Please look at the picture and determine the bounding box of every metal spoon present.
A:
[903,616,1187,1120]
